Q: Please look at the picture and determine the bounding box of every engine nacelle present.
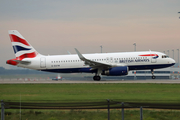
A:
[102,66,128,76]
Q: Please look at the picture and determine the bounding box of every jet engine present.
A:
[102,66,128,76]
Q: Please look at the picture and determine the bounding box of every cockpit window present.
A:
[162,55,169,58]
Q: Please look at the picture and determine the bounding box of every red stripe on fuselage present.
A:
[139,54,158,56]
[9,34,30,46]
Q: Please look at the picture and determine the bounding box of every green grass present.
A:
[3,109,180,120]
[1,83,180,119]
[0,83,180,102]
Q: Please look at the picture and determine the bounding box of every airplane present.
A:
[6,30,175,81]
[52,74,62,81]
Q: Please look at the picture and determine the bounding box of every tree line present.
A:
[0,67,47,74]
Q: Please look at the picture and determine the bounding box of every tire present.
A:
[152,76,156,79]
[93,76,101,81]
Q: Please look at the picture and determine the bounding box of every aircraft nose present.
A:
[171,58,176,65]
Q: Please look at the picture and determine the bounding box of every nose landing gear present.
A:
[151,69,156,79]
[152,75,156,79]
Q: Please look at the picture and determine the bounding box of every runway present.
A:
[0,79,180,84]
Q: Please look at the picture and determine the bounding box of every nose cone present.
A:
[170,58,176,65]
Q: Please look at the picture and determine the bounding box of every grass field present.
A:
[1,83,180,120]
[3,109,180,120]
[1,83,180,102]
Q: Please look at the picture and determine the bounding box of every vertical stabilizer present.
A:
[8,30,39,60]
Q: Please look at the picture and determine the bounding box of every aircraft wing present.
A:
[75,48,124,70]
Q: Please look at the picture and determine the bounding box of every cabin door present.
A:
[151,54,157,63]
[40,57,46,68]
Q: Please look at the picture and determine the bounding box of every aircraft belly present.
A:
[129,63,175,70]
[41,67,95,73]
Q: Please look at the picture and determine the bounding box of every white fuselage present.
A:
[17,51,175,74]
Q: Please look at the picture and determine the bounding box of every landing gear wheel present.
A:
[152,76,156,79]
[93,76,96,80]
[93,76,101,81]
[151,69,156,79]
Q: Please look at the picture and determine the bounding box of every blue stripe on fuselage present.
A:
[40,63,175,73]
[41,68,97,73]
[128,63,175,70]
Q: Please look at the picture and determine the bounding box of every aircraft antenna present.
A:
[100,45,102,53]
[133,43,136,51]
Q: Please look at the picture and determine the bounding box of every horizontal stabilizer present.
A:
[6,59,31,66]
[14,60,31,65]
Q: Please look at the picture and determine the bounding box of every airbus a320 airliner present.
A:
[6,30,175,81]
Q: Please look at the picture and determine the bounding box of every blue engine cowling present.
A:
[102,66,128,76]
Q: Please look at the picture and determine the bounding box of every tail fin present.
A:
[7,30,39,66]
[8,30,39,60]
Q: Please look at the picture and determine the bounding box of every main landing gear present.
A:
[93,75,101,81]
[93,69,102,81]
[151,69,156,79]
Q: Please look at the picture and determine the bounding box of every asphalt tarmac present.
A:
[0,79,180,84]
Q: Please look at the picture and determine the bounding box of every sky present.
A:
[0,0,180,69]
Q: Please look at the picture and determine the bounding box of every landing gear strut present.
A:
[93,69,102,81]
[93,76,101,81]
[151,69,156,79]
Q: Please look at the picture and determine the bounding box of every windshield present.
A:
[162,55,169,58]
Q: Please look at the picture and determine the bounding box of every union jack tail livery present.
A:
[7,30,39,66]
